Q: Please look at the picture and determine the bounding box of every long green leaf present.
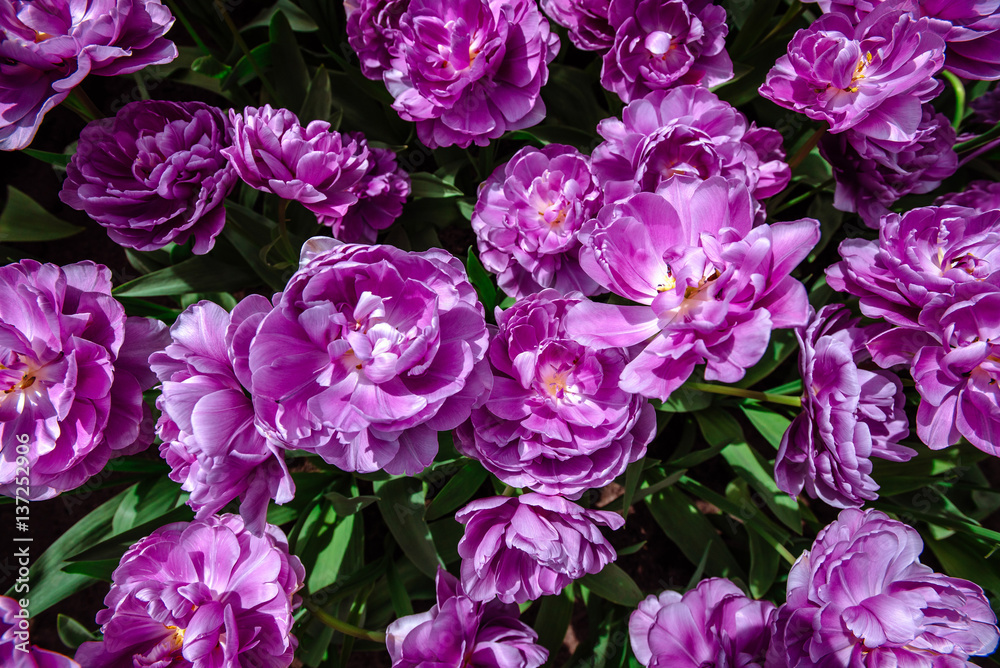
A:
[579,563,644,607]
[646,485,745,579]
[0,186,82,242]
[425,462,489,521]
[375,478,442,578]
[112,254,256,297]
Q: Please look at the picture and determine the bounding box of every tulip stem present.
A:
[63,89,102,122]
[214,0,281,105]
[305,602,387,643]
[163,0,212,56]
[942,70,966,130]
[788,125,826,170]
[685,382,802,408]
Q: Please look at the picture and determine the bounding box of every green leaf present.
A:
[248,0,319,31]
[9,486,127,614]
[386,557,414,617]
[23,149,73,167]
[579,563,644,607]
[410,172,465,198]
[425,462,489,521]
[0,186,82,242]
[375,478,442,578]
[269,10,311,111]
[925,533,1000,600]
[67,505,194,563]
[112,254,257,297]
[466,247,497,315]
[191,54,231,78]
[299,65,333,124]
[534,591,574,661]
[696,409,801,533]
[729,0,784,58]
[57,614,97,650]
[61,560,118,582]
[323,491,378,516]
[301,505,360,592]
[747,525,780,598]
[656,385,713,413]
[221,43,272,90]
[619,457,645,517]
[740,404,793,450]
[646,485,745,579]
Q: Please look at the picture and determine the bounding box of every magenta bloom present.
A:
[456,290,655,497]
[0,260,167,500]
[895,292,1000,454]
[318,135,411,243]
[455,493,624,604]
[248,238,490,475]
[75,514,305,668]
[60,100,237,254]
[935,179,1000,212]
[0,0,177,150]
[592,86,790,205]
[759,6,945,144]
[601,0,732,102]
[775,305,913,509]
[630,579,775,668]
[803,0,1000,80]
[821,106,957,226]
[826,205,1000,331]
[540,0,613,51]
[383,0,559,148]
[345,0,408,80]
[223,105,370,220]
[566,179,819,401]
[472,144,604,299]
[386,568,547,668]
[768,508,999,668]
[971,87,1000,125]
[1,596,79,668]
[150,298,294,536]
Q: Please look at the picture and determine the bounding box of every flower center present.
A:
[845,52,872,93]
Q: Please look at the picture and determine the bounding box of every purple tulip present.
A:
[566,179,818,401]
[826,205,1000,331]
[592,86,791,206]
[630,578,775,668]
[60,100,237,254]
[1,596,79,668]
[540,0,614,51]
[223,105,370,220]
[318,135,411,243]
[775,305,913,509]
[802,0,1000,80]
[386,568,548,668]
[601,0,732,102]
[456,290,655,497]
[455,493,624,603]
[150,298,294,536]
[382,0,560,148]
[935,179,1000,212]
[75,514,305,668]
[471,144,605,299]
[821,105,957,226]
[891,292,1000,454]
[759,5,945,143]
[0,0,177,150]
[0,260,167,500]
[971,86,1000,125]
[768,508,1000,668]
[345,0,408,80]
[247,237,491,475]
